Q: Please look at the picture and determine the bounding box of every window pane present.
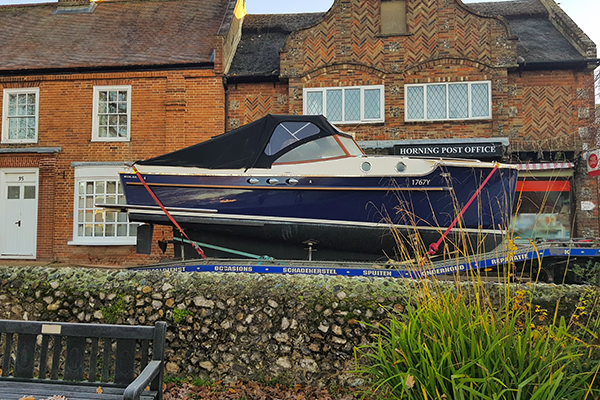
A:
[364,89,381,119]
[275,136,346,164]
[306,92,323,115]
[406,86,424,120]
[117,224,127,236]
[264,121,320,155]
[326,89,342,122]
[23,186,35,199]
[448,84,468,119]
[344,89,360,121]
[471,83,490,118]
[7,186,19,199]
[8,119,18,139]
[427,84,446,120]
[105,224,115,236]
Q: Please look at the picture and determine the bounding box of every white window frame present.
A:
[2,88,40,144]
[69,165,138,246]
[91,85,131,142]
[404,81,492,122]
[303,85,385,124]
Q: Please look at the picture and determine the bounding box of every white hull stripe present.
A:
[126,207,506,235]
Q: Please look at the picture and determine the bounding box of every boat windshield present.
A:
[264,121,321,156]
[273,135,362,164]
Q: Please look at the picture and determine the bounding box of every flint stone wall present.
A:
[0,266,595,386]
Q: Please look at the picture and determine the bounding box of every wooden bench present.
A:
[0,320,166,400]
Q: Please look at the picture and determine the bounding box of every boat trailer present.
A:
[130,238,600,283]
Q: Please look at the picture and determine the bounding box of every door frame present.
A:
[0,168,39,259]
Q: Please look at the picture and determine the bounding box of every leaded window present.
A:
[405,81,491,121]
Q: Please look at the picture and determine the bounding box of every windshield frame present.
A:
[272,134,364,166]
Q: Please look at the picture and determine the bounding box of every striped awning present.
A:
[517,162,574,171]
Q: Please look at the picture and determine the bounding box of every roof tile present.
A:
[0,0,230,71]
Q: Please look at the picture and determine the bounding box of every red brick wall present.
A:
[227,81,289,129]
[0,68,224,263]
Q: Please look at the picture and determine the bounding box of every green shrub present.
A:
[355,284,600,399]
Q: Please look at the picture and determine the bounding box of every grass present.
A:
[355,283,600,399]
[355,171,600,399]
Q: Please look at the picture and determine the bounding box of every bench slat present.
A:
[2,332,13,376]
[0,320,155,340]
[102,338,112,382]
[65,336,87,381]
[89,336,99,381]
[0,381,157,400]
[14,333,36,378]
[39,334,50,379]
[50,335,62,380]
[115,338,136,385]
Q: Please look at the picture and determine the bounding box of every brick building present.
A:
[0,0,243,263]
[0,0,597,263]
[227,0,598,243]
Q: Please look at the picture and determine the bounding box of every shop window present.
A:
[512,178,571,240]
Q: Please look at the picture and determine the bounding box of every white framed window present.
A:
[303,85,385,124]
[2,88,39,144]
[92,86,131,142]
[405,81,491,121]
[70,165,138,246]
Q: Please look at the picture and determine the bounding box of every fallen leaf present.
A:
[18,397,35,400]
[406,375,415,390]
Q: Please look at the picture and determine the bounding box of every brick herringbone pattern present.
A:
[521,86,573,143]
[244,95,273,124]
[405,0,494,65]
[281,0,510,78]
[351,0,385,67]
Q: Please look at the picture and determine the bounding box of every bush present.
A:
[355,282,600,399]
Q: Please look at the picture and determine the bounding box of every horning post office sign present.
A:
[393,142,504,159]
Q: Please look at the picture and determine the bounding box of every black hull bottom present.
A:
[131,213,505,262]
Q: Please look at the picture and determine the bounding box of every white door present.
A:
[0,170,38,258]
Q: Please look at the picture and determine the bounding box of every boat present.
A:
[115,114,519,261]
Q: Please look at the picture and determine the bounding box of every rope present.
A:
[132,165,207,259]
[428,163,500,256]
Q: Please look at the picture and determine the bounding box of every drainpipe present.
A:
[223,76,229,133]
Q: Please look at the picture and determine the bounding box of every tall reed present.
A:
[356,167,600,399]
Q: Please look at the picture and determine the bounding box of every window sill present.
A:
[404,118,492,123]
[90,138,131,143]
[1,139,38,144]
[68,239,136,246]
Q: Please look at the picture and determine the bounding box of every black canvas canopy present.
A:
[137,114,344,169]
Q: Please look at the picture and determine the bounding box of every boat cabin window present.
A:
[337,135,364,156]
[274,135,360,164]
[264,121,320,156]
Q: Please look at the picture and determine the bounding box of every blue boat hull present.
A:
[120,164,518,260]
